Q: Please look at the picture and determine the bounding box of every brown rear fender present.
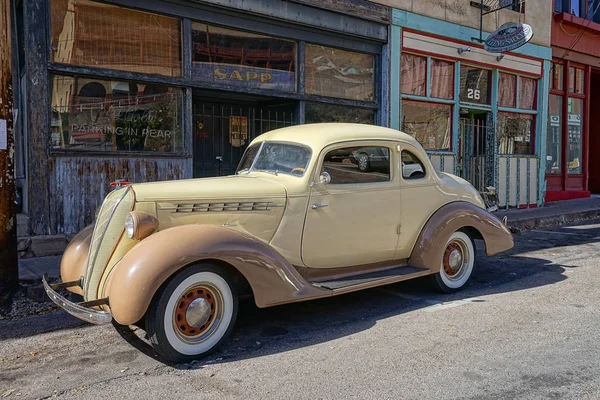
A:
[409,201,514,272]
[103,224,330,325]
[60,224,94,296]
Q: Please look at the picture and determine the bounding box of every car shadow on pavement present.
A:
[5,221,598,363]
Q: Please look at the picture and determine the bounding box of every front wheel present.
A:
[431,231,475,293]
[146,264,238,363]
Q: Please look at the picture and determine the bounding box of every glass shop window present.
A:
[497,112,534,155]
[459,66,492,105]
[401,100,452,151]
[50,0,182,77]
[569,67,585,94]
[191,23,297,92]
[305,44,375,101]
[400,54,427,96]
[498,73,517,108]
[519,77,538,110]
[546,95,563,174]
[304,103,375,124]
[430,59,455,100]
[322,146,391,184]
[551,63,564,91]
[567,97,584,174]
[50,75,183,153]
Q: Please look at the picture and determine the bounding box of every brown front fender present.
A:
[60,224,94,296]
[408,201,514,272]
[103,224,329,325]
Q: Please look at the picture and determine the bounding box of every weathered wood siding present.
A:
[49,156,192,234]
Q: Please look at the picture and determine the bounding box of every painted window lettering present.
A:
[467,89,481,100]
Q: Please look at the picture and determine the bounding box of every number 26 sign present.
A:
[467,89,480,100]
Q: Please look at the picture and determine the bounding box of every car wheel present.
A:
[431,231,475,293]
[357,153,370,172]
[146,264,238,363]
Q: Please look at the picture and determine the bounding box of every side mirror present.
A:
[319,172,331,185]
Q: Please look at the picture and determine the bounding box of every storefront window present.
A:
[401,100,451,151]
[305,45,374,101]
[430,59,454,99]
[552,63,564,90]
[567,98,583,174]
[50,0,182,77]
[305,103,374,124]
[191,23,297,92]
[519,77,538,110]
[51,75,183,152]
[459,66,491,105]
[546,95,563,174]
[498,73,517,108]
[497,112,534,155]
[568,67,585,94]
[400,54,426,96]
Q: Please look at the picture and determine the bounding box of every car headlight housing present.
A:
[125,211,159,240]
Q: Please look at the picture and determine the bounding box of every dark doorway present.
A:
[193,91,297,177]
[458,110,490,192]
[589,72,600,194]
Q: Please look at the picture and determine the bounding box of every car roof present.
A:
[252,123,424,151]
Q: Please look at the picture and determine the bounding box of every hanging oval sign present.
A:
[484,22,533,53]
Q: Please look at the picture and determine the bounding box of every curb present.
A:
[502,209,600,231]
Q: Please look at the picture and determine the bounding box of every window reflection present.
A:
[546,95,563,174]
[568,98,583,174]
[401,100,451,151]
[305,44,374,101]
[305,103,374,124]
[191,23,297,92]
[323,146,390,184]
[51,75,183,152]
[497,112,534,155]
[50,0,181,77]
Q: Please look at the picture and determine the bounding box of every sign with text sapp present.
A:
[193,63,295,91]
[484,22,533,53]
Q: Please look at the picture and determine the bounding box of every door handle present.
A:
[311,204,328,210]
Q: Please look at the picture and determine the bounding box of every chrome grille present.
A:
[84,187,135,299]
[158,202,284,213]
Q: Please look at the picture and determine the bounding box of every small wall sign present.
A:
[484,22,533,53]
[0,119,6,150]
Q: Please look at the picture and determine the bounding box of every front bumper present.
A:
[42,274,112,325]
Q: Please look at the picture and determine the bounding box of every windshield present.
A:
[236,142,312,177]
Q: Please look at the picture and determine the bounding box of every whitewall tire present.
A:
[147,264,238,363]
[432,231,475,293]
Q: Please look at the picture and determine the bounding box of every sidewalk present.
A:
[16,196,600,282]
[496,195,600,230]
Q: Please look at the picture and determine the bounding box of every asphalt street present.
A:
[1,220,600,399]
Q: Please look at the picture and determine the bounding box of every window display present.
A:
[51,75,183,153]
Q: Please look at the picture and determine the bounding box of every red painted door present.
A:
[589,73,600,193]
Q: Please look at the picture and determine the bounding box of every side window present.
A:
[401,150,426,180]
[322,146,391,184]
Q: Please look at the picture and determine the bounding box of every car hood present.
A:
[130,175,288,202]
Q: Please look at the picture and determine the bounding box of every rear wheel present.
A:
[146,264,238,363]
[431,231,475,293]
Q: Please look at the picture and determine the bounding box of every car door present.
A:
[301,141,401,269]
[394,145,443,259]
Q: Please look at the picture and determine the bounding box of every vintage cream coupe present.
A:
[44,123,513,363]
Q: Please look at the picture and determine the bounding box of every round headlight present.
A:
[124,211,159,240]
[125,214,135,239]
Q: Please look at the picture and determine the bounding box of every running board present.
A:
[311,266,430,291]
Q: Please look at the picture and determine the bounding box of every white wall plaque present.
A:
[0,119,7,150]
